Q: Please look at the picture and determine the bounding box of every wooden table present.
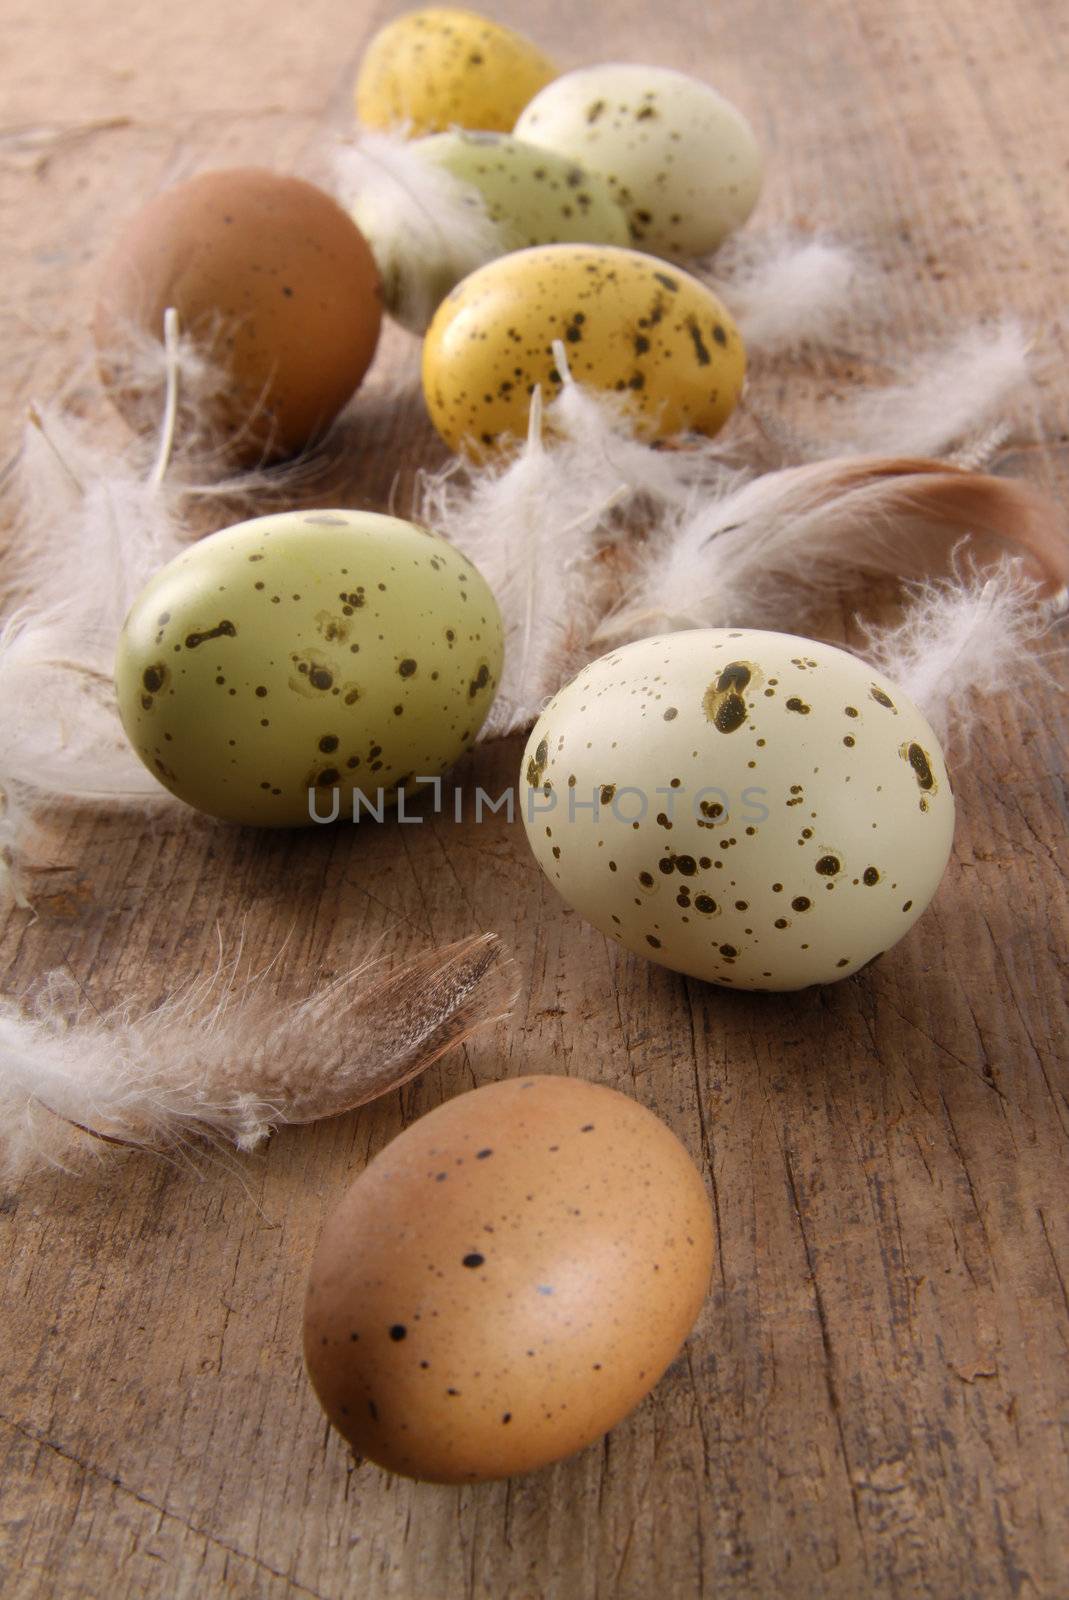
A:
[2,1,1067,1595]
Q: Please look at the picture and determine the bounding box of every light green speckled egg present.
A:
[423,130,631,251]
[354,132,631,334]
[515,63,763,259]
[115,510,503,827]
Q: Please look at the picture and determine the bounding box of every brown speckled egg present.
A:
[520,629,956,991]
[94,169,382,464]
[114,509,502,826]
[355,8,557,137]
[422,243,745,454]
[303,1075,714,1483]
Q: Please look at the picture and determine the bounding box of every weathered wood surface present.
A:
[2,0,1068,1596]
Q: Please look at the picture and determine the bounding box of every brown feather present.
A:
[598,454,1069,643]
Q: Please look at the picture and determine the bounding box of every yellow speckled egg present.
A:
[355,8,557,137]
[521,630,956,991]
[422,243,745,453]
[115,509,502,827]
[516,63,763,258]
[303,1075,714,1483]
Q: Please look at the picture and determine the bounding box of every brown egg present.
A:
[303,1075,714,1483]
[94,168,383,463]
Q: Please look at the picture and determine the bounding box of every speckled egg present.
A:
[355,8,557,136]
[425,131,631,247]
[422,243,745,453]
[515,63,763,258]
[521,630,955,991]
[94,169,383,464]
[352,132,631,334]
[115,510,502,827]
[303,1074,714,1483]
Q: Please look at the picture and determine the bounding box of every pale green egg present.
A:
[516,63,763,259]
[423,131,631,251]
[115,509,503,827]
[355,131,631,333]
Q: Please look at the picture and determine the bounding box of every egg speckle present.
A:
[355,8,557,136]
[115,510,502,826]
[520,630,956,990]
[422,243,745,453]
[303,1075,714,1483]
[94,169,383,464]
[516,63,763,258]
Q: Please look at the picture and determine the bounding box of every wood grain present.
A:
[2,1,1067,1597]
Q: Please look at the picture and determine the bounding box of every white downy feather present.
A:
[595,456,1069,644]
[827,319,1032,459]
[11,405,187,624]
[416,339,747,732]
[1,310,316,908]
[418,383,622,734]
[0,932,510,1183]
[857,561,1065,749]
[701,233,864,354]
[331,131,504,334]
[547,339,743,507]
[0,384,188,902]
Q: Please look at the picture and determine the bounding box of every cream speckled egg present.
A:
[303,1074,714,1483]
[520,630,955,991]
[115,510,502,826]
[355,8,557,137]
[422,243,745,453]
[515,63,763,258]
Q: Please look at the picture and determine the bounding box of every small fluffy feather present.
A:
[857,561,1065,749]
[418,385,620,734]
[546,345,735,508]
[0,932,511,1183]
[0,413,193,906]
[1,318,319,907]
[596,456,1069,643]
[12,405,186,621]
[332,131,504,334]
[416,340,750,732]
[701,233,864,354]
[827,319,1032,458]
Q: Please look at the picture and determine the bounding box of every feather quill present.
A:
[0,932,512,1183]
[331,131,505,333]
[596,456,1069,643]
[857,560,1065,749]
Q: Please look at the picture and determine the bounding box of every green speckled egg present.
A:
[115,510,503,826]
[425,130,630,249]
[353,132,631,335]
[422,243,745,454]
[521,630,955,991]
[516,63,763,258]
